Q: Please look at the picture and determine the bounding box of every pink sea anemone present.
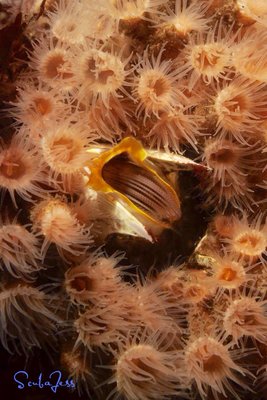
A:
[156,0,211,37]
[109,331,182,400]
[223,291,267,346]
[30,197,93,259]
[176,20,236,90]
[184,335,249,400]
[0,133,48,207]
[0,219,41,280]
[223,213,267,264]
[133,47,188,121]
[0,283,58,354]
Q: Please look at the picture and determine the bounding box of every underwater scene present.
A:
[0,0,267,399]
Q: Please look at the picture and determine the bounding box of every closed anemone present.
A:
[74,303,130,352]
[60,350,94,397]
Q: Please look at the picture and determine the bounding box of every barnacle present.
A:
[84,137,181,227]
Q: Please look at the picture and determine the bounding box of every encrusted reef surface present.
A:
[0,1,267,399]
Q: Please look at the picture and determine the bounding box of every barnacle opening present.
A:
[85,137,181,227]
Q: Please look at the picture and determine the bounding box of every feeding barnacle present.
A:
[83,136,205,234]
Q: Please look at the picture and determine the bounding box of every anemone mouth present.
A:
[80,51,125,97]
[224,299,263,337]
[238,312,258,326]
[42,51,73,80]
[203,354,224,374]
[191,44,226,75]
[208,147,237,166]
[139,71,171,103]
[219,267,238,282]
[184,284,206,302]
[70,276,94,292]
[51,135,81,163]
[31,97,53,116]
[234,230,266,256]
[215,89,249,124]
[42,133,85,172]
[147,75,170,97]
[43,53,65,79]
[0,154,27,180]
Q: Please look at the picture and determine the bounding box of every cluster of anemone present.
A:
[0,0,267,400]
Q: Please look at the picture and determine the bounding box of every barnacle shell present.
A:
[84,137,181,228]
